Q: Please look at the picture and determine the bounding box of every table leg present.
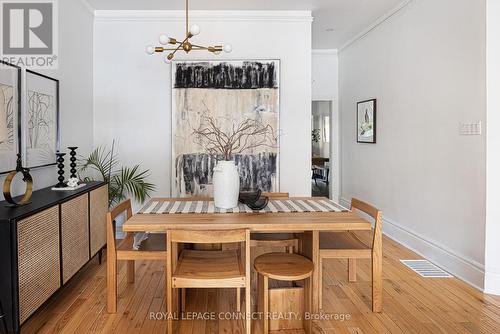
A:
[298,231,320,314]
[166,238,180,333]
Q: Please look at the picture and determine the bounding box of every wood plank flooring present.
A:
[22,232,500,333]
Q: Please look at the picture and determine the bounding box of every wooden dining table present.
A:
[122,197,375,316]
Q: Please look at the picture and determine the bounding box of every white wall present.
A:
[485,0,500,294]
[93,11,312,207]
[0,0,94,201]
[339,0,486,288]
[312,50,339,199]
[312,50,338,101]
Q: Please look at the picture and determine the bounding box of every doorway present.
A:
[311,101,334,198]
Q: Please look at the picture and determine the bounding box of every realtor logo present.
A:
[0,0,58,68]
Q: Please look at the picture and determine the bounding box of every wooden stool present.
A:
[254,253,314,334]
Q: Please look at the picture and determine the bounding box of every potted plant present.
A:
[79,141,155,207]
[192,113,277,209]
[78,142,155,238]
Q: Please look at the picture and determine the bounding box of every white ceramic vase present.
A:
[213,160,240,209]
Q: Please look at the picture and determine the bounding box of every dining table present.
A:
[122,196,375,316]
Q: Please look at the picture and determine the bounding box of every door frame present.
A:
[312,97,340,201]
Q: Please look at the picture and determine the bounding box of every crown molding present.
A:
[94,10,313,22]
[312,49,338,56]
[339,0,413,52]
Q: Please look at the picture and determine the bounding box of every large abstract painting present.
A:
[25,70,59,168]
[172,60,280,197]
[0,61,20,174]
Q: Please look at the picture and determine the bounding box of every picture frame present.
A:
[357,99,376,143]
[0,60,22,175]
[24,70,60,169]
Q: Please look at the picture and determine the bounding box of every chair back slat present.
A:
[169,229,248,244]
[106,199,133,253]
[108,199,133,222]
[351,198,378,219]
[350,198,382,250]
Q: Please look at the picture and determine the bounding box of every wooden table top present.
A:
[123,197,371,232]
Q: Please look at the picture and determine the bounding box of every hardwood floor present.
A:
[22,231,500,333]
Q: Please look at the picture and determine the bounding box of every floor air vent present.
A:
[400,260,453,278]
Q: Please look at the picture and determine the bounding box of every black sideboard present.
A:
[0,181,108,333]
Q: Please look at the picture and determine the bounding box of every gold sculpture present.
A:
[3,154,33,207]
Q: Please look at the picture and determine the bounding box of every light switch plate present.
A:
[459,121,482,135]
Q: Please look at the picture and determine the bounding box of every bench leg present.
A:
[237,288,241,313]
[126,260,135,283]
[348,259,357,282]
[181,288,186,313]
[319,257,323,310]
[258,274,269,333]
[304,276,312,334]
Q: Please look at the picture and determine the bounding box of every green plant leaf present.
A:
[78,144,155,207]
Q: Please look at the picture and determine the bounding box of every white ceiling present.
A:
[86,0,405,49]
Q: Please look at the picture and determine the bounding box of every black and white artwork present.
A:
[357,99,376,143]
[25,70,59,168]
[0,61,21,174]
[172,60,280,197]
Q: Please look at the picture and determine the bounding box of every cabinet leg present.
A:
[98,249,103,265]
[0,299,8,334]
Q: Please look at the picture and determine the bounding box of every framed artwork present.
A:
[24,70,60,169]
[357,99,376,143]
[0,61,21,174]
[171,60,280,197]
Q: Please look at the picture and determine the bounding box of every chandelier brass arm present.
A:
[145,0,232,62]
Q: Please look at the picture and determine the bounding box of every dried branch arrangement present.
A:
[192,112,278,160]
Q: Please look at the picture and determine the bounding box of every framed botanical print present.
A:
[357,99,376,143]
[0,61,21,174]
[25,70,60,169]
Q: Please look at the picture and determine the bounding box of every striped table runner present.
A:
[139,199,349,215]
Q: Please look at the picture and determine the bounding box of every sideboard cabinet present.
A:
[0,182,108,333]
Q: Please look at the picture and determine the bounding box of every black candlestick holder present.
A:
[55,152,67,188]
[68,147,78,179]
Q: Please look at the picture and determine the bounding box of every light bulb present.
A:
[159,34,170,45]
[145,45,155,55]
[190,24,201,36]
[223,44,232,53]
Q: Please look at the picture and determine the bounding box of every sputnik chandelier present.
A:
[145,0,232,62]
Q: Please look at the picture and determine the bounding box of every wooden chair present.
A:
[166,229,251,334]
[106,199,168,313]
[250,192,299,253]
[319,198,382,312]
[254,253,314,333]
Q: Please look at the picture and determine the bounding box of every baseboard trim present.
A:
[340,197,485,291]
[484,270,500,295]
